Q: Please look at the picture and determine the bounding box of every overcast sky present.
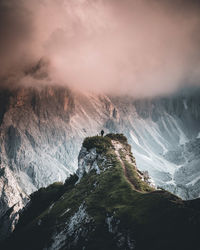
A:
[0,0,200,97]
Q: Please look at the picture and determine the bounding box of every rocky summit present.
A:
[2,134,200,250]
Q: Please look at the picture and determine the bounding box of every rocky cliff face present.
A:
[0,86,200,239]
[2,134,200,250]
[0,167,27,239]
[0,86,120,239]
[109,93,200,199]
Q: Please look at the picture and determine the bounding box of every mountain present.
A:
[0,86,200,239]
[2,134,200,250]
[110,91,200,199]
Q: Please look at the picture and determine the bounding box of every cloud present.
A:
[0,0,200,97]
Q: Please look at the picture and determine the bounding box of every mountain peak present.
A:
[3,133,200,250]
[77,133,155,191]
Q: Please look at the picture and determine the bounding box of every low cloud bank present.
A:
[0,0,200,97]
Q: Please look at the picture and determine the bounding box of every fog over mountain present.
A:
[1,0,200,97]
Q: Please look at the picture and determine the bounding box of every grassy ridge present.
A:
[2,134,200,250]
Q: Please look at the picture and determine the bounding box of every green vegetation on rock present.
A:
[83,135,113,153]
[2,134,200,250]
[106,133,128,145]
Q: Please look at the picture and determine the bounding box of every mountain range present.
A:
[2,134,200,250]
[0,85,200,239]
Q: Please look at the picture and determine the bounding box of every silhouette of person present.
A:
[101,130,104,137]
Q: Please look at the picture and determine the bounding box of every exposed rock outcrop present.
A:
[0,86,200,239]
[2,135,200,250]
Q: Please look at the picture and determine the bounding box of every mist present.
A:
[0,0,200,97]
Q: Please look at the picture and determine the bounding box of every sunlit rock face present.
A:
[0,86,200,238]
[0,87,75,193]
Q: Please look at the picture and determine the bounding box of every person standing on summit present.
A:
[101,130,104,136]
